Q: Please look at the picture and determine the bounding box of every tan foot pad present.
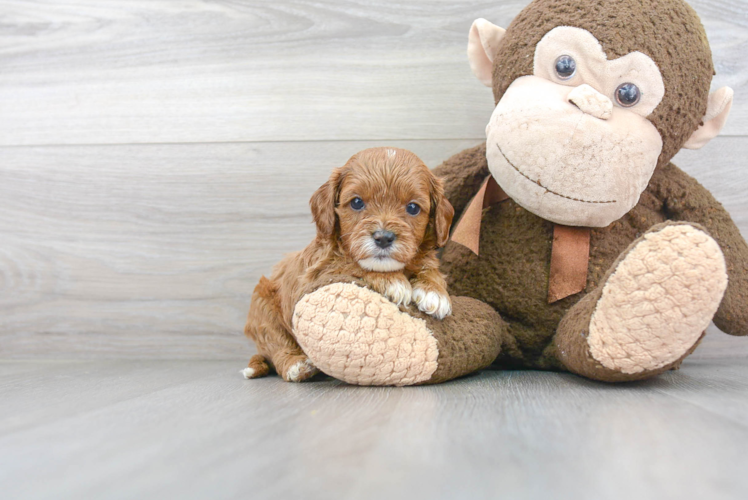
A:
[589,224,727,374]
[292,283,439,386]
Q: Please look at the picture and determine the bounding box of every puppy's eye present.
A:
[406,202,421,216]
[350,197,365,211]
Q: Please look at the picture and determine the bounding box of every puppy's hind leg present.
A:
[241,354,271,379]
[272,350,319,383]
[244,277,319,383]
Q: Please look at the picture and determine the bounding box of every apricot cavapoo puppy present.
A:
[242,147,454,382]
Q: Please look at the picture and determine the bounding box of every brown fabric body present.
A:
[435,143,748,376]
[296,277,505,385]
[555,286,706,382]
[430,0,745,382]
[450,176,590,303]
[415,296,506,384]
[554,221,710,382]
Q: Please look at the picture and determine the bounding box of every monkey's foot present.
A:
[557,222,727,381]
[292,283,504,386]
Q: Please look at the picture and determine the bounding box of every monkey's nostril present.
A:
[372,230,396,249]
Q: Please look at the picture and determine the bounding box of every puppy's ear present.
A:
[310,168,345,237]
[429,175,455,248]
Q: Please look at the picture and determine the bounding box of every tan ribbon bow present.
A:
[547,225,591,303]
[449,175,591,303]
[449,175,508,255]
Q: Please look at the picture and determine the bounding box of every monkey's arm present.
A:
[653,162,748,336]
[432,142,489,218]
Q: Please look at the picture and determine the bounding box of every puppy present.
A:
[242,147,454,382]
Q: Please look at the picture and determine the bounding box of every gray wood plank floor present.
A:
[1,355,747,500]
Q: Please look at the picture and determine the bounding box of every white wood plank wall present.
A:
[1,0,747,359]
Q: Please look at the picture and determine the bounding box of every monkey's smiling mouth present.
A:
[495,143,616,205]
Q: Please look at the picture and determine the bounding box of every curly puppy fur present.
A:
[243,147,454,382]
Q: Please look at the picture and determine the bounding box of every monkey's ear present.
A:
[310,169,344,238]
[683,87,734,150]
[467,18,506,87]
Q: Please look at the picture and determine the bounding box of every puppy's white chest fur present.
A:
[358,257,406,272]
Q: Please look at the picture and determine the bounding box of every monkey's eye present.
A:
[615,83,641,107]
[406,203,421,216]
[350,197,365,211]
[554,55,576,80]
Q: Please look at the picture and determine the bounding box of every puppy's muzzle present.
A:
[372,230,397,249]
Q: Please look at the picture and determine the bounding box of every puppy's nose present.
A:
[372,230,396,249]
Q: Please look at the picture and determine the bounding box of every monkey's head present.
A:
[469,0,733,227]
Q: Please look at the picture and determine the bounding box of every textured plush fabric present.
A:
[684,87,734,149]
[422,294,506,384]
[491,0,714,169]
[294,283,439,386]
[532,27,666,118]
[485,76,664,227]
[293,283,505,386]
[468,19,506,86]
[654,164,748,336]
[436,147,748,378]
[554,286,706,383]
[437,143,492,218]
[587,223,727,374]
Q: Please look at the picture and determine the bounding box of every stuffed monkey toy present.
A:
[291,0,748,384]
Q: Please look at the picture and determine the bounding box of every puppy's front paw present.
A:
[384,279,413,307]
[412,287,452,320]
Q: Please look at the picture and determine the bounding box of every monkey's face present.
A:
[467,1,732,227]
[485,27,665,227]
